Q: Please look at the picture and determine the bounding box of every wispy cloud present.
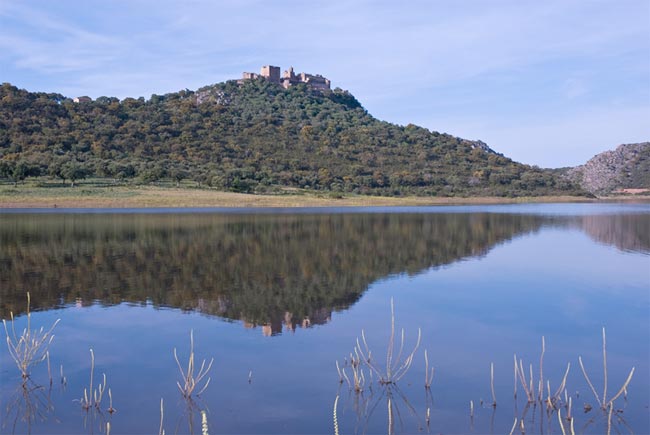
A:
[0,3,124,75]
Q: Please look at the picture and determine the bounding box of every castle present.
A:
[240,65,331,90]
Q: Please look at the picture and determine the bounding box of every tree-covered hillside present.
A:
[0,80,585,196]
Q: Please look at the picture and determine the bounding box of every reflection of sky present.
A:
[361,226,649,432]
[1,215,649,434]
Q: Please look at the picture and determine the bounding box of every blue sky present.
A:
[1,0,648,168]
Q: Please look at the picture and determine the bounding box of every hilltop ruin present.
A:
[240,65,331,90]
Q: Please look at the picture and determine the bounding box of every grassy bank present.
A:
[0,179,640,209]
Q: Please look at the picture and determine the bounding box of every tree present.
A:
[61,161,88,187]
[0,160,14,180]
[170,166,189,187]
[11,161,28,186]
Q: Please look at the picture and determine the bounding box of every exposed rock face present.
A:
[567,142,650,194]
[467,139,500,155]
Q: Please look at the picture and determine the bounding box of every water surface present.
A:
[1,203,648,434]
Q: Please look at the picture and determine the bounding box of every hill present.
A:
[564,142,650,194]
[0,80,585,197]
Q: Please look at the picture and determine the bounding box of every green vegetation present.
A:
[0,80,586,197]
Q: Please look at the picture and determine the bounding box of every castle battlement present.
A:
[240,65,331,90]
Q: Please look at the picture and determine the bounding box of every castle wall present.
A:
[242,65,330,90]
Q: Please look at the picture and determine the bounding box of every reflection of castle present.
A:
[195,296,332,336]
[241,65,331,90]
[244,308,332,337]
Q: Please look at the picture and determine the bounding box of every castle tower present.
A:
[283,66,295,80]
[260,65,280,84]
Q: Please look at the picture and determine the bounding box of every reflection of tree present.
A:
[2,212,547,328]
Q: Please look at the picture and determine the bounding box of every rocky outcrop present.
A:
[567,142,650,194]
[467,139,500,155]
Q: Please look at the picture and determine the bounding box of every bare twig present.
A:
[424,349,434,389]
[578,328,635,410]
[174,330,214,398]
[353,298,421,385]
[490,362,496,407]
[539,336,545,402]
[3,293,60,380]
[159,398,165,435]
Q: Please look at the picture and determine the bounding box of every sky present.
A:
[0,0,648,168]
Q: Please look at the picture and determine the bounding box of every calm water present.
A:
[0,203,648,434]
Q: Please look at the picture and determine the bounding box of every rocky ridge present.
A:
[566,142,650,194]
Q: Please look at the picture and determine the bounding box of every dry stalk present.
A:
[354,298,421,385]
[79,349,110,411]
[539,336,545,402]
[513,354,518,398]
[174,330,214,398]
[349,350,366,392]
[558,408,567,435]
[602,328,607,406]
[606,403,613,435]
[424,349,434,389]
[340,366,352,389]
[515,357,534,402]
[490,362,496,407]
[578,327,635,410]
[514,337,567,405]
[159,398,165,435]
[3,292,60,380]
[335,360,344,384]
[93,373,108,408]
[46,351,52,385]
[107,388,115,414]
[80,349,95,410]
[553,363,571,401]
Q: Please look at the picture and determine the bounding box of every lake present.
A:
[1,203,648,434]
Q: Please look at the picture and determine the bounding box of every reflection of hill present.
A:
[2,212,544,332]
[576,214,650,254]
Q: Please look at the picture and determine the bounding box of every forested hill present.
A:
[0,80,585,196]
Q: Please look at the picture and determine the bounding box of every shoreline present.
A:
[2,184,648,209]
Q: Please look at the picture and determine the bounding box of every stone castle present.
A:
[240,65,331,90]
